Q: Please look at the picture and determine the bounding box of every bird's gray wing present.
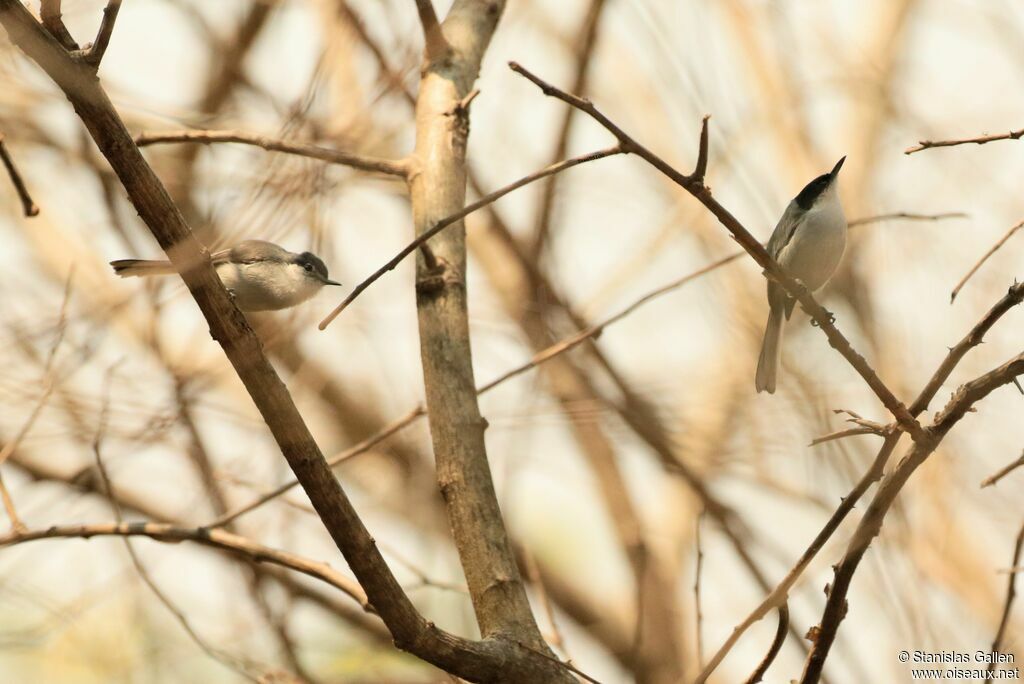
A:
[765,200,804,260]
[765,200,805,319]
[221,240,291,264]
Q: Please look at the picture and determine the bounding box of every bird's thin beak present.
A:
[323,277,342,286]
[830,156,846,178]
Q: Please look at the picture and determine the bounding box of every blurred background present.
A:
[1,0,1022,681]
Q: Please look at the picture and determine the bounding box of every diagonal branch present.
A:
[981,450,1024,488]
[906,127,1024,154]
[0,132,40,216]
[950,219,1024,303]
[136,129,410,177]
[318,144,624,328]
[509,61,924,440]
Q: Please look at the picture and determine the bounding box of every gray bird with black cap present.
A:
[755,157,848,394]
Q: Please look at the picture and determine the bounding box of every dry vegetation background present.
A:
[0,0,1022,682]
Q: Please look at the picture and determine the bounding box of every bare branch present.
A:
[0,522,371,607]
[981,450,1024,488]
[906,127,1024,154]
[950,220,1024,302]
[136,130,410,177]
[83,0,122,66]
[318,144,624,329]
[414,0,450,62]
[509,61,924,440]
[0,132,39,216]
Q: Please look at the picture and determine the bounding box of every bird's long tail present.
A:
[755,307,785,394]
[109,259,177,278]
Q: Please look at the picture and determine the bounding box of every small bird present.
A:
[110,240,341,312]
[755,157,848,394]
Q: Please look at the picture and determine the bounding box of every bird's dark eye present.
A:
[303,263,313,272]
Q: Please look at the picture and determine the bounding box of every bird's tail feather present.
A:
[755,308,785,394]
[110,259,177,278]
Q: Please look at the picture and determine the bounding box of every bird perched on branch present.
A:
[110,240,341,312]
[755,157,848,394]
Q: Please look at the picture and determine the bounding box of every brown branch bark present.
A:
[406,2,567,675]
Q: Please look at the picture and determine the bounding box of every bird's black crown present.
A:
[295,252,331,280]
[794,157,845,210]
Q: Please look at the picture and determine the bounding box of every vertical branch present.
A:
[408,0,564,665]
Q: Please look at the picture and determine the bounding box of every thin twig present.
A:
[83,0,122,66]
[950,220,1024,302]
[744,603,789,684]
[136,129,410,177]
[0,133,39,216]
[413,0,449,62]
[318,144,624,329]
[987,520,1024,682]
[846,211,968,227]
[906,128,1024,155]
[981,450,1024,488]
